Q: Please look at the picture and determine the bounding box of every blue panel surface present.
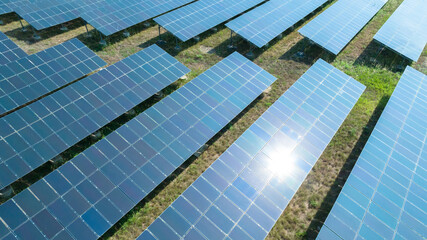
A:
[0,38,106,115]
[374,0,427,61]
[317,66,426,240]
[154,0,265,42]
[80,0,194,37]
[141,59,366,239]
[0,52,276,239]
[0,44,189,190]
[0,0,32,15]
[0,31,27,65]
[13,0,105,30]
[299,0,387,55]
[226,0,327,48]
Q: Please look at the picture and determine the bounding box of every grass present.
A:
[0,0,426,239]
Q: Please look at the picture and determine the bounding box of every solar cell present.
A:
[0,38,106,115]
[0,44,189,190]
[0,31,27,65]
[226,0,327,48]
[141,59,366,240]
[80,0,194,37]
[374,0,427,61]
[13,0,105,31]
[0,52,276,240]
[154,0,266,42]
[299,0,387,55]
[317,66,426,240]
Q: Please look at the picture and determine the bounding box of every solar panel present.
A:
[317,66,426,240]
[154,0,266,42]
[13,0,105,31]
[374,0,427,61]
[0,38,106,115]
[0,44,189,190]
[80,0,194,37]
[226,0,327,48]
[0,0,31,15]
[0,52,276,240]
[0,31,27,65]
[298,0,387,55]
[140,59,366,240]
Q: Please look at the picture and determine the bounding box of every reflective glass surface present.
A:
[318,66,426,240]
[154,0,265,42]
[299,0,387,55]
[0,52,275,239]
[141,59,366,239]
[0,44,189,190]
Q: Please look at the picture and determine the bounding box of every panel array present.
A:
[226,0,327,48]
[141,59,366,240]
[0,31,27,65]
[317,66,426,240]
[0,52,276,240]
[80,0,194,37]
[299,0,387,55]
[154,0,265,42]
[0,44,189,190]
[0,38,106,115]
[374,0,427,61]
[13,0,105,30]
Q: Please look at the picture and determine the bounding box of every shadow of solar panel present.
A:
[299,0,387,55]
[226,0,327,48]
[0,31,27,65]
[318,66,426,240]
[141,59,366,240]
[13,0,106,30]
[0,52,276,240]
[154,0,266,42]
[0,44,189,190]
[80,0,194,37]
[0,38,106,115]
[374,0,427,62]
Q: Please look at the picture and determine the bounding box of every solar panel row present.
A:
[0,31,27,65]
[0,52,276,240]
[299,0,387,55]
[13,0,105,31]
[80,0,194,37]
[141,59,365,240]
[374,0,427,61]
[154,0,266,42]
[226,0,327,48]
[0,44,189,190]
[0,38,106,115]
[317,66,426,240]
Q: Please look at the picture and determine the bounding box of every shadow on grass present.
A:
[305,95,389,239]
[101,93,265,239]
[354,40,411,73]
[139,24,231,57]
[280,38,336,64]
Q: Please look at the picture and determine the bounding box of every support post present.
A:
[227,30,236,50]
[174,37,181,51]
[157,25,166,45]
[84,23,92,38]
[19,18,27,32]
[60,24,68,31]
[99,31,107,46]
